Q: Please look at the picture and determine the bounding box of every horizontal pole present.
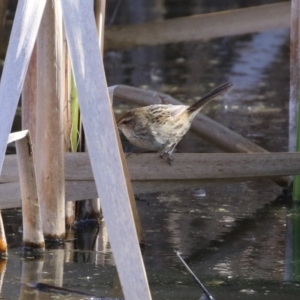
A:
[1,150,296,210]
[128,153,299,180]
[1,152,299,183]
[104,2,290,51]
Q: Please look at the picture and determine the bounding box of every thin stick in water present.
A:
[175,250,215,300]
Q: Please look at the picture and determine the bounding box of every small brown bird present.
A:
[117,82,232,163]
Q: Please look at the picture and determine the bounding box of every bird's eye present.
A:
[121,119,131,125]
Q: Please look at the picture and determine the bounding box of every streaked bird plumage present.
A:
[117,83,232,163]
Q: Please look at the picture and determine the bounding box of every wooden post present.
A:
[61,1,151,298]
[289,0,300,153]
[15,132,45,252]
[1,131,30,238]
[36,0,65,241]
[95,0,106,53]
[0,1,46,258]
[82,0,108,221]
[0,259,6,293]
[0,0,46,186]
[290,0,300,200]
[64,229,74,263]
[95,221,109,266]
[63,30,76,228]
[110,92,144,243]
[22,45,37,148]
[0,214,7,256]
[0,0,7,54]
[0,0,8,258]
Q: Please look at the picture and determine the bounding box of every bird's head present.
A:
[117,111,136,135]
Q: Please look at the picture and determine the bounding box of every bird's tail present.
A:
[187,82,232,114]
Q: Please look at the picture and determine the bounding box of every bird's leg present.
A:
[160,142,178,165]
[159,151,166,159]
[159,151,173,165]
[167,152,174,165]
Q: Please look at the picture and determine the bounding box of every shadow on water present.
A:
[1,0,299,299]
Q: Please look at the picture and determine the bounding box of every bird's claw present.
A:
[160,151,174,165]
[167,152,174,165]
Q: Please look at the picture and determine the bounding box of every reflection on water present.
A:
[228,29,288,92]
[0,188,299,300]
[1,0,298,299]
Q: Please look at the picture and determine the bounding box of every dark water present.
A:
[1,0,299,299]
